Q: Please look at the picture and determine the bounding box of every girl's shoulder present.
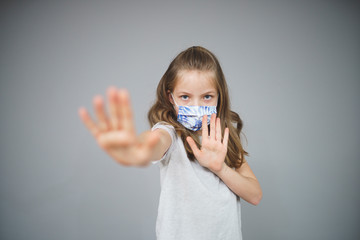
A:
[152,121,175,132]
[152,121,177,140]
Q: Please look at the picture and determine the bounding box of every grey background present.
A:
[1,0,359,239]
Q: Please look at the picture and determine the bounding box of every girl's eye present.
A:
[204,95,212,100]
[180,95,189,100]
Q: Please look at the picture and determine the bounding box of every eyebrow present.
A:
[201,91,217,95]
[176,90,217,95]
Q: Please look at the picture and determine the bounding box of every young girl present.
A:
[79,46,262,240]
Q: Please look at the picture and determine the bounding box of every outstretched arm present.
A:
[78,87,171,166]
[186,114,262,205]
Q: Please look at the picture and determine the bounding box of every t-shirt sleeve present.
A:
[151,122,177,164]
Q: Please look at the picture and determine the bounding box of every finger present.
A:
[119,89,135,133]
[93,95,109,131]
[186,136,201,157]
[78,107,100,137]
[223,127,230,149]
[209,113,216,140]
[107,86,120,129]
[201,115,208,139]
[216,117,222,142]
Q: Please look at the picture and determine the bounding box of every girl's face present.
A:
[170,70,218,115]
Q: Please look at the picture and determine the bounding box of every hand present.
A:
[186,114,229,175]
[78,87,160,166]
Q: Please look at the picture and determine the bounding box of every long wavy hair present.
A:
[148,46,247,168]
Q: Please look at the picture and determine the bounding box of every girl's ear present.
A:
[167,90,174,104]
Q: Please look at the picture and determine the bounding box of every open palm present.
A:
[186,114,229,174]
[78,87,159,166]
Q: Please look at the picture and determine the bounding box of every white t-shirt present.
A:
[152,122,242,240]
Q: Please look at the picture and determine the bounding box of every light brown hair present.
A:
[148,46,247,168]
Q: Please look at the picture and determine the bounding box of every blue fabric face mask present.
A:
[171,93,217,131]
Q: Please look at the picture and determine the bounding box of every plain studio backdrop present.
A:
[0,0,359,239]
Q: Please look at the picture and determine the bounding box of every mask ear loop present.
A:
[170,93,180,116]
[171,93,179,107]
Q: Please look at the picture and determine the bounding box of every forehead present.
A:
[174,70,217,92]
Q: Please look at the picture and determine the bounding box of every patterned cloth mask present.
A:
[171,93,217,131]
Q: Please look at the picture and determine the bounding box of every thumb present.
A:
[186,136,201,157]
